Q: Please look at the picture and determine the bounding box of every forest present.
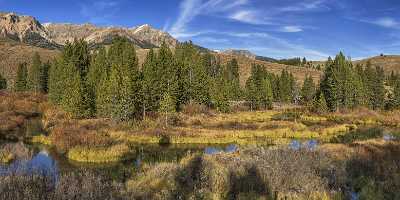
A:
[1,37,400,200]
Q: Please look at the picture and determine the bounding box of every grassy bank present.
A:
[67,143,131,163]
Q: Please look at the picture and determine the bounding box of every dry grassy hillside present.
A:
[0,39,59,88]
[354,55,400,73]
[215,53,322,86]
[0,41,322,89]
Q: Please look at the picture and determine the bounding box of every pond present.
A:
[1,118,399,184]
[0,118,240,182]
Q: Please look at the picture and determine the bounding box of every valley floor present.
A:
[1,92,400,199]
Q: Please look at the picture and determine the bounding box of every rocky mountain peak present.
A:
[222,49,257,60]
[0,12,178,49]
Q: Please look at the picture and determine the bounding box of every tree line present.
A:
[11,37,400,120]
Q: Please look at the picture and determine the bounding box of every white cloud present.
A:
[79,0,120,24]
[279,0,329,12]
[371,17,399,28]
[281,26,303,32]
[169,0,251,38]
[212,31,329,60]
[195,37,229,44]
[229,10,270,25]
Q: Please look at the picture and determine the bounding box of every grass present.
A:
[67,143,132,163]
[0,151,14,163]
[30,135,52,145]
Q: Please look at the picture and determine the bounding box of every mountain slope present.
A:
[354,55,400,73]
[216,52,322,86]
[0,12,177,49]
[0,38,59,88]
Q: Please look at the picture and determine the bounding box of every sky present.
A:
[1,0,400,60]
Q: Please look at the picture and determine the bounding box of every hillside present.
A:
[0,38,59,88]
[354,55,400,73]
[216,52,322,85]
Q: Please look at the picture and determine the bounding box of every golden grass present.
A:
[30,135,52,145]
[0,151,14,164]
[67,143,131,163]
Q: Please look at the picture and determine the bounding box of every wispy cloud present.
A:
[279,0,329,12]
[169,0,250,37]
[229,10,271,25]
[79,0,120,25]
[280,26,303,32]
[369,17,400,29]
[220,31,330,60]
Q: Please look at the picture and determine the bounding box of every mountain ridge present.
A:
[0,12,177,49]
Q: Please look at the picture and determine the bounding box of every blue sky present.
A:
[1,0,400,60]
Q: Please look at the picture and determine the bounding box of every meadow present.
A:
[1,92,400,199]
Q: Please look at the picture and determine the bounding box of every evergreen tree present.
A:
[39,62,50,93]
[312,92,328,114]
[48,58,64,104]
[301,75,315,105]
[141,48,158,118]
[15,62,28,92]
[210,76,231,113]
[0,72,7,90]
[27,52,42,93]
[224,58,241,100]
[106,37,141,120]
[159,91,176,127]
[48,40,93,117]
[245,64,272,110]
[393,78,400,109]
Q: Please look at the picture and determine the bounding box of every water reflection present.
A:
[289,140,318,151]
[1,142,239,182]
[204,144,238,155]
[0,149,59,183]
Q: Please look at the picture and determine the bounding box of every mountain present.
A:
[0,12,177,49]
[0,12,60,49]
[222,49,257,59]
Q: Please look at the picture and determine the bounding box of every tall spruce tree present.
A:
[15,63,28,92]
[245,64,273,110]
[39,61,50,93]
[27,52,42,93]
[106,37,141,120]
[394,78,400,108]
[301,75,315,105]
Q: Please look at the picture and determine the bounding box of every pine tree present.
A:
[87,47,109,115]
[261,77,274,109]
[0,72,7,90]
[61,61,85,117]
[48,58,64,104]
[312,92,328,114]
[39,62,50,93]
[106,37,141,120]
[210,77,230,113]
[159,91,176,127]
[48,40,93,117]
[27,52,42,93]
[224,58,241,100]
[15,63,28,92]
[393,78,400,108]
[141,48,158,118]
[301,75,315,105]
[245,64,271,110]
